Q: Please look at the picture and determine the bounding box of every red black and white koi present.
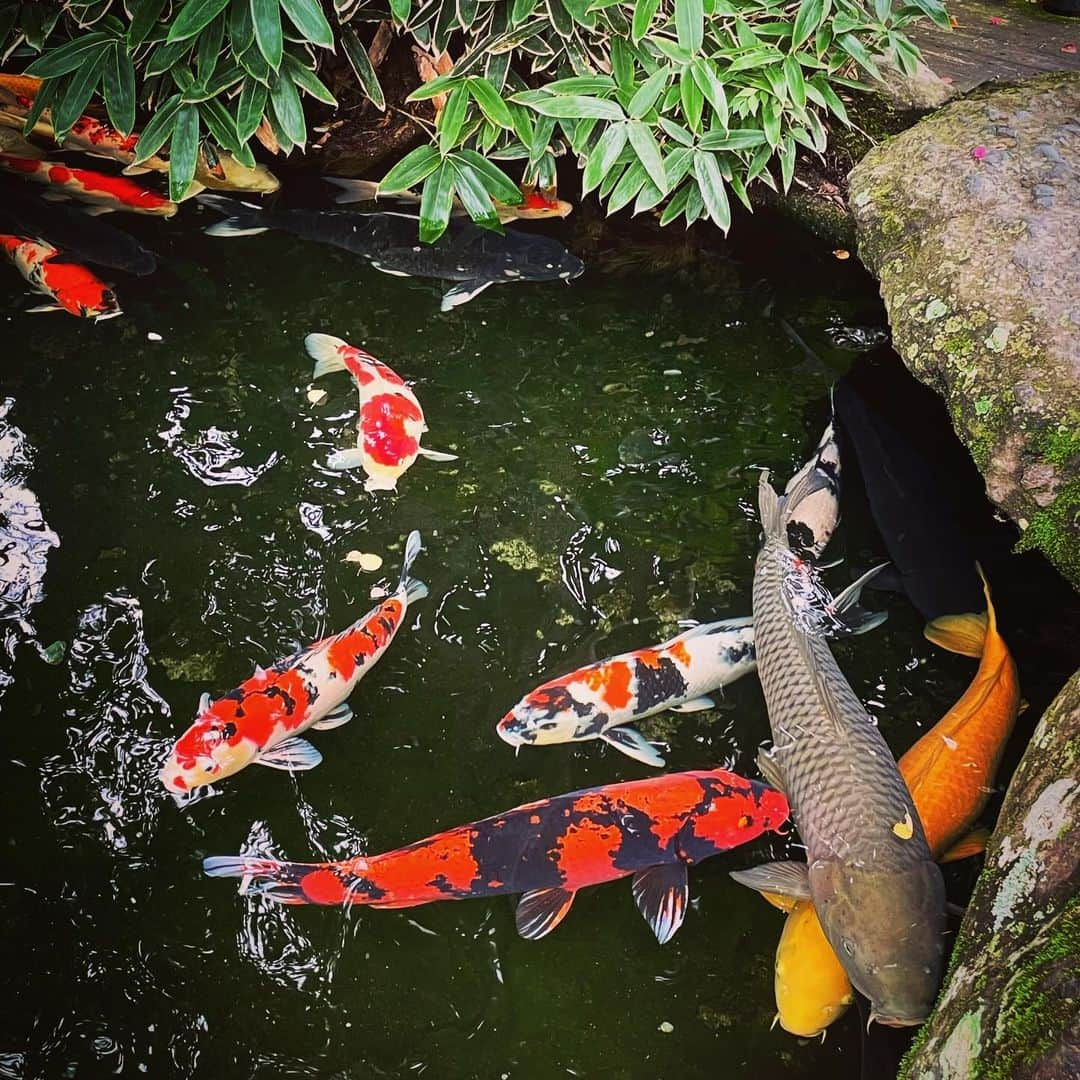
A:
[159,532,427,804]
[204,769,789,944]
[0,153,178,217]
[306,333,457,491]
[1,234,120,320]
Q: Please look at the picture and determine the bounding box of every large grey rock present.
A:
[899,670,1080,1079]
[848,72,1080,589]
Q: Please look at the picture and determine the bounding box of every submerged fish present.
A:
[735,470,946,1029]
[1,234,121,319]
[198,195,585,311]
[0,179,156,276]
[204,769,789,942]
[325,177,574,224]
[159,532,427,803]
[0,75,278,194]
[0,154,177,216]
[496,575,882,768]
[783,421,841,560]
[747,571,1014,1038]
[305,332,457,490]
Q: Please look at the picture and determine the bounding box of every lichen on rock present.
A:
[848,72,1080,588]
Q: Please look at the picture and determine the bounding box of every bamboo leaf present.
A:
[199,96,243,152]
[450,159,501,230]
[283,52,338,105]
[250,0,283,71]
[134,93,182,162]
[674,0,703,54]
[168,0,230,43]
[627,66,668,119]
[467,77,514,129]
[229,0,255,53]
[790,0,825,52]
[407,72,462,102]
[24,33,111,79]
[693,149,730,231]
[511,93,624,121]
[236,76,268,139]
[690,58,728,129]
[679,67,703,132]
[837,33,882,80]
[390,0,411,20]
[627,119,667,193]
[169,102,200,201]
[581,120,627,193]
[419,161,456,243]
[631,0,659,43]
[607,159,646,212]
[380,143,441,193]
[280,0,334,48]
[698,128,766,150]
[269,69,306,144]
[782,54,806,112]
[452,149,523,203]
[128,0,168,47]
[340,26,385,110]
[52,51,109,139]
[103,42,137,136]
[438,85,469,154]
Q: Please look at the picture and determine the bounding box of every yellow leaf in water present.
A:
[892,811,914,840]
[833,249,850,260]
[344,551,383,572]
[307,387,328,405]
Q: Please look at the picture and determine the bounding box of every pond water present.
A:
[1,210,1075,1080]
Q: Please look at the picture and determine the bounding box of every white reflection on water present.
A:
[40,591,171,859]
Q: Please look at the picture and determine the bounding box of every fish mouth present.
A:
[495,715,531,746]
[868,1011,926,1030]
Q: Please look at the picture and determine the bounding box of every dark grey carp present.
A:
[734,467,946,1028]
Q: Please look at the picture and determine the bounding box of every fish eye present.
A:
[540,722,558,730]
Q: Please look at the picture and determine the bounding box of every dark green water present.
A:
[0,215,1070,1080]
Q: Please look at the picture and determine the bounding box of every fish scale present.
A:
[750,469,946,1026]
[752,536,928,863]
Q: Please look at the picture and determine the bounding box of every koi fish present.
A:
[325,177,574,224]
[204,769,790,943]
[741,470,945,1029]
[159,531,427,803]
[1,234,121,319]
[496,568,883,767]
[198,195,584,311]
[0,178,156,276]
[782,421,841,560]
[739,569,1013,1038]
[305,333,457,490]
[0,75,278,194]
[0,154,177,216]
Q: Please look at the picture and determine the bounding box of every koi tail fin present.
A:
[399,529,427,603]
[924,611,988,658]
[324,177,390,204]
[305,332,351,379]
[203,855,359,906]
[198,192,269,237]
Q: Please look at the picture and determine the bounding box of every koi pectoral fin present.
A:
[440,278,494,311]
[600,725,666,767]
[255,736,322,771]
[326,448,367,471]
[940,827,990,864]
[632,863,689,945]
[729,861,811,901]
[755,749,787,795]
[668,696,715,713]
[312,703,353,731]
[416,446,459,462]
[515,887,577,940]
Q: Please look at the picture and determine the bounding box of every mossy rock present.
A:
[849,72,1080,589]
[899,669,1080,1079]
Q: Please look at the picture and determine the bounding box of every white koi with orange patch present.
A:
[496,618,757,767]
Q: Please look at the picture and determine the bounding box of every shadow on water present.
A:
[0,207,1076,1080]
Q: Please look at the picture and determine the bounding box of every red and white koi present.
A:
[0,153,177,216]
[497,618,758,767]
[159,531,427,804]
[1,234,120,320]
[306,333,457,492]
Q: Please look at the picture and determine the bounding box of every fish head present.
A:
[774,900,854,1037]
[810,857,946,1027]
[503,238,584,283]
[496,684,589,748]
[158,703,258,800]
[784,422,841,559]
[691,781,790,850]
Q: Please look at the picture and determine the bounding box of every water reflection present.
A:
[0,397,60,699]
[41,591,171,857]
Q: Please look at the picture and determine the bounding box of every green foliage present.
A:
[3,0,349,200]
[0,0,947,239]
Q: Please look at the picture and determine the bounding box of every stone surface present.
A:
[849,72,1080,588]
[900,669,1080,1079]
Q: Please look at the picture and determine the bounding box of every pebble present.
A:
[1035,142,1063,162]
[306,387,328,405]
[344,551,383,571]
[659,1022,674,1034]
[147,332,163,342]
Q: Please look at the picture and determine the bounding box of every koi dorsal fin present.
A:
[515,887,577,939]
[632,863,688,944]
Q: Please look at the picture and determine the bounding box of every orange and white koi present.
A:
[159,532,427,804]
[306,333,457,491]
[325,177,573,224]
[1,234,120,319]
[0,153,177,216]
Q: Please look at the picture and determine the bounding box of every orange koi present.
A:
[0,153,177,216]
[1,234,120,319]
